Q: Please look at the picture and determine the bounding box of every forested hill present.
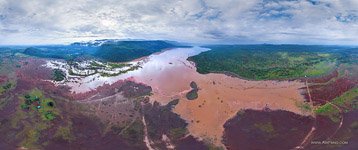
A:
[22,40,184,62]
[23,45,97,60]
[94,40,179,62]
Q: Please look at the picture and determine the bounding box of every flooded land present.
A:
[1,44,357,150]
[1,1,358,149]
[44,47,310,147]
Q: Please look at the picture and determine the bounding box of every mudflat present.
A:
[51,47,309,146]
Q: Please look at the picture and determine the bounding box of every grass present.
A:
[0,81,14,95]
[20,89,59,121]
[315,104,337,114]
[0,87,4,95]
[38,98,58,121]
[12,89,63,149]
[295,101,312,113]
[107,62,131,69]
[304,61,336,76]
[332,88,358,107]
[90,61,106,68]
[315,88,358,122]
[21,129,40,149]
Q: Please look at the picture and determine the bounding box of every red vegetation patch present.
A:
[223,109,314,150]
[307,110,358,150]
[14,58,67,96]
[0,75,7,84]
[302,66,358,105]
[16,58,52,81]
[175,135,208,150]
[45,115,145,150]
[304,77,356,105]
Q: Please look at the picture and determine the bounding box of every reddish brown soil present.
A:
[223,109,315,150]
[173,76,306,146]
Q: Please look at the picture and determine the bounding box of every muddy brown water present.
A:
[54,47,309,147]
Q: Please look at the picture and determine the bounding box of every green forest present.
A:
[95,41,178,62]
[189,45,356,80]
[22,40,180,62]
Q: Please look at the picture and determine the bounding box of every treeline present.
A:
[94,40,177,62]
[22,40,181,62]
[23,46,97,60]
[189,45,355,80]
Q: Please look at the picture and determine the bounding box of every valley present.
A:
[0,42,357,150]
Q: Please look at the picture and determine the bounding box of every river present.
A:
[51,46,309,146]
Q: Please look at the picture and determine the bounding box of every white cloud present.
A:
[0,0,357,45]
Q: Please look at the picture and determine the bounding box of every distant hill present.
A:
[23,45,97,60]
[94,40,180,62]
[23,40,185,62]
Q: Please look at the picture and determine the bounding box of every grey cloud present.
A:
[336,11,358,23]
[0,0,357,45]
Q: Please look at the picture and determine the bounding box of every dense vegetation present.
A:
[52,69,66,81]
[189,45,356,80]
[95,40,178,62]
[21,40,181,62]
[186,81,199,100]
[0,82,13,96]
[23,46,97,60]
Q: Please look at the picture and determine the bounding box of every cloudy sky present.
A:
[0,0,357,45]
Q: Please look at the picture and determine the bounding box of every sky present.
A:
[0,0,357,45]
